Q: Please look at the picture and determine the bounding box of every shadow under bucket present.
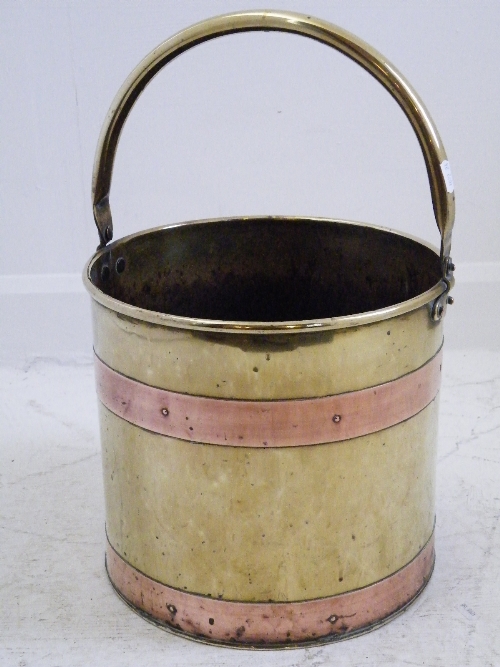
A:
[84,10,455,648]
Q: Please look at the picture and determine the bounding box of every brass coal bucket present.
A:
[84,11,455,648]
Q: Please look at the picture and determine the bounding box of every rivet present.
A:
[161,408,169,416]
[104,225,113,242]
[447,296,454,305]
[448,261,455,272]
[116,257,126,273]
[332,414,341,423]
[327,614,338,624]
[100,265,110,281]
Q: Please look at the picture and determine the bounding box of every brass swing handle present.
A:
[92,10,455,276]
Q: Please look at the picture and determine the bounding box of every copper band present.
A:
[95,349,441,448]
[106,534,434,646]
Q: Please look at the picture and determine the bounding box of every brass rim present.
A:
[83,216,447,335]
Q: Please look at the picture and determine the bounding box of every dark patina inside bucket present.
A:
[91,217,441,321]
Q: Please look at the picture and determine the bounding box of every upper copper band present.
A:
[106,533,435,646]
[95,348,442,447]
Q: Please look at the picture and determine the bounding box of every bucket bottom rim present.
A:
[104,532,435,649]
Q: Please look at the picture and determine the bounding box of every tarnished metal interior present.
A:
[90,217,441,321]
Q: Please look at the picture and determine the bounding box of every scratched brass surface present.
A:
[101,398,438,602]
[92,301,442,400]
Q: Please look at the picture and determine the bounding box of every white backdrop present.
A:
[1,0,499,363]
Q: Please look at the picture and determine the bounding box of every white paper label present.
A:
[440,160,454,193]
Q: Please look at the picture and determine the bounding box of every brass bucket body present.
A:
[84,11,455,648]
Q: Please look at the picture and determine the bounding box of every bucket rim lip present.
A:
[83,215,446,334]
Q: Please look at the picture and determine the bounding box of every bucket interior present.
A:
[90,218,441,322]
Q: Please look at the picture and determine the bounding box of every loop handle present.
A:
[92,10,454,273]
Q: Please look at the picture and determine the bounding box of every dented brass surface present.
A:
[105,534,435,646]
[94,348,442,446]
[101,399,438,602]
[93,300,443,399]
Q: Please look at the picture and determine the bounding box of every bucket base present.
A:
[105,534,435,649]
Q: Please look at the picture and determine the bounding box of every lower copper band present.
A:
[95,348,442,448]
[106,534,434,646]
